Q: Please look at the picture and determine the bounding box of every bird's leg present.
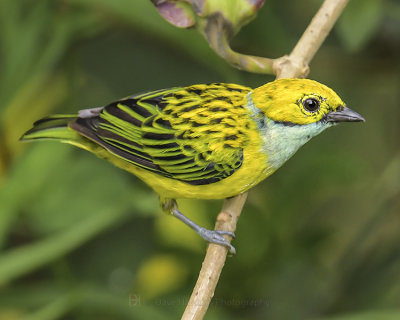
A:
[161,198,236,254]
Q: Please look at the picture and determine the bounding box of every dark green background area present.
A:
[0,0,399,319]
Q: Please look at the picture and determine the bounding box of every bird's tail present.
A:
[20,114,80,143]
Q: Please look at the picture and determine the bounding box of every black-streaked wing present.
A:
[70,86,246,185]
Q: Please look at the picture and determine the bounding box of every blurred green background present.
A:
[0,0,399,319]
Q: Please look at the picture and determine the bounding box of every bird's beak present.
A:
[326,106,365,123]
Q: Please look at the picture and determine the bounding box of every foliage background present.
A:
[0,0,399,319]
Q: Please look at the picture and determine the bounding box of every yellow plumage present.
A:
[21,78,364,252]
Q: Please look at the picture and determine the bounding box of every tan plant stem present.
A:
[274,0,350,78]
[181,193,248,320]
[182,1,349,319]
[206,0,348,76]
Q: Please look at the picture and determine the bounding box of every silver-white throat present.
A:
[246,93,332,169]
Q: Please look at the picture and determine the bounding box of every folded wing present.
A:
[70,84,250,185]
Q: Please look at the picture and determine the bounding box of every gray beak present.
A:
[326,106,365,123]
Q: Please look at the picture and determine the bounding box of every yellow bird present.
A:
[21,79,365,253]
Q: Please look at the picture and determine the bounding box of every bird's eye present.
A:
[303,98,320,112]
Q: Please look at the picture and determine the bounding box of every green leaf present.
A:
[0,200,128,286]
[21,290,83,320]
[0,142,157,284]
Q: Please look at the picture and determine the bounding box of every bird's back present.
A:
[54,83,266,199]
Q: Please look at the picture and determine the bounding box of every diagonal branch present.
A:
[274,0,350,78]
[182,0,349,319]
[182,193,248,319]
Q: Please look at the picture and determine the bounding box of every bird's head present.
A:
[249,79,365,169]
[251,78,365,126]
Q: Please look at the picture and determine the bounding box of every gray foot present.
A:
[197,228,236,255]
[164,199,237,254]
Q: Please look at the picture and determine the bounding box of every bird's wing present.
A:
[70,84,251,185]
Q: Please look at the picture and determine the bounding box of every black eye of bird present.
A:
[303,98,320,112]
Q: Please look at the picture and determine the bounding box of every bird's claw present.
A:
[198,229,236,255]
[167,202,236,255]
